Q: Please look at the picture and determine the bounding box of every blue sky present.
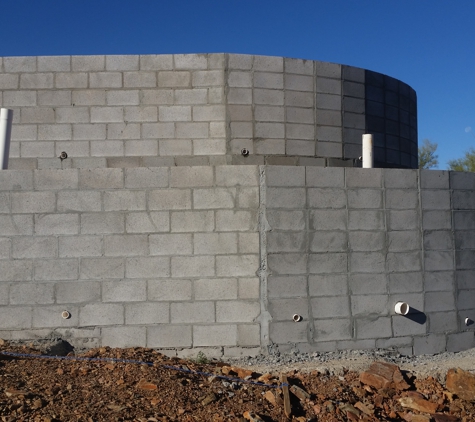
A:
[1,0,474,169]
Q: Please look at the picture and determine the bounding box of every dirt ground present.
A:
[1,341,474,422]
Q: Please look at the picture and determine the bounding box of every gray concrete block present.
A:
[107,123,140,140]
[56,281,101,303]
[79,303,124,326]
[286,123,315,140]
[268,253,307,275]
[174,53,208,70]
[101,326,146,348]
[147,325,192,348]
[316,77,341,95]
[389,210,420,231]
[80,257,124,280]
[125,212,169,233]
[72,90,106,106]
[34,169,78,190]
[342,97,364,113]
[193,324,237,347]
[34,259,78,281]
[57,191,101,212]
[420,190,450,210]
[387,251,421,273]
[388,231,420,252]
[192,70,224,87]
[9,282,54,304]
[20,73,53,89]
[104,234,148,257]
[316,62,341,79]
[310,231,347,253]
[21,141,55,158]
[457,288,475,310]
[389,272,423,293]
[124,140,158,157]
[175,122,208,138]
[148,279,192,301]
[21,107,54,124]
[424,250,454,271]
[3,91,37,107]
[71,55,105,71]
[455,230,475,250]
[103,191,146,211]
[194,278,238,300]
[102,279,146,302]
[0,170,31,191]
[0,215,33,235]
[215,166,259,187]
[346,168,382,188]
[171,256,214,278]
[174,88,208,104]
[309,253,347,274]
[425,291,455,312]
[267,298,308,322]
[32,305,79,328]
[124,168,169,189]
[0,307,32,329]
[237,324,260,347]
[450,171,475,190]
[55,72,87,88]
[11,191,56,213]
[216,254,259,277]
[349,273,387,295]
[125,302,169,324]
[315,109,341,127]
[148,189,192,210]
[149,233,192,255]
[123,71,156,87]
[140,54,173,70]
[311,296,349,318]
[266,210,306,231]
[268,275,307,298]
[264,166,304,187]
[11,124,38,141]
[12,237,57,259]
[355,317,392,339]
[79,168,123,189]
[141,90,174,106]
[255,105,285,123]
[453,190,475,210]
[73,123,107,140]
[270,320,308,343]
[446,331,475,352]
[392,315,427,337]
[171,210,214,232]
[38,91,72,107]
[4,56,36,72]
[386,189,419,209]
[216,300,260,322]
[309,274,348,296]
[106,55,139,71]
[311,209,347,230]
[0,260,33,281]
[0,284,9,305]
[267,231,306,253]
[348,189,382,209]
[348,232,384,252]
[192,105,225,121]
[420,170,449,189]
[193,188,236,209]
[126,256,170,278]
[238,231,259,254]
[313,319,352,342]
[424,230,453,250]
[81,213,124,234]
[171,301,214,323]
[351,294,388,316]
[254,88,284,106]
[423,210,452,230]
[215,210,257,232]
[425,271,454,292]
[348,210,384,230]
[456,270,475,290]
[194,232,238,255]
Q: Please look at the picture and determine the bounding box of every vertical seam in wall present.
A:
[257,165,271,350]
[344,167,354,341]
[417,169,426,350]
[304,166,314,345]
[448,171,458,333]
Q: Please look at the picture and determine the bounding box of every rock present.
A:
[354,401,374,415]
[201,393,217,406]
[398,395,438,414]
[446,367,475,401]
[0,338,5,346]
[243,411,264,421]
[360,361,410,391]
[432,414,460,422]
[264,390,276,406]
[290,384,310,400]
[137,379,158,390]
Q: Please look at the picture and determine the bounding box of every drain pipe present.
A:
[0,108,13,170]
[362,134,373,168]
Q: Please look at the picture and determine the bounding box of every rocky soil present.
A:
[1,339,475,421]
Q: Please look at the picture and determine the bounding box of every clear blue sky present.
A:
[1,0,474,169]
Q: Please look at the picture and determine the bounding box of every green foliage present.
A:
[448,147,475,172]
[418,139,439,169]
[194,351,208,364]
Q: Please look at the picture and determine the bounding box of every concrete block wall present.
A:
[1,54,417,170]
[0,166,262,353]
[264,166,475,355]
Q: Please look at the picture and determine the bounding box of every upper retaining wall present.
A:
[1,54,417,170]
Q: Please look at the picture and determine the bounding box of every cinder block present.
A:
[174,53,208,70]
[267,232,306,253]
[171,302,214,323]
[125,256,170,278]
[265,166,304,187]
[389,272,423,293]
[3,91,37,107]
[91,107,124,123]
[268,275,307,298]
[125,302,169,324]
[424,291,454,313]
[193,139,226,156]
[228,71,252,88]
[193,324,237,346]
[56,281,101,303]
[310,209,346,231]
[71,55,105,71]
[351,295,388,316]
[123,106,158,123]
[452,190,475,210]
[158,71,191,88]
[423,210,451,230]
[34,213,79,235]
[285,58,313,75]
[446,332,475,352]
[215,166,259,187]
[20,73,53,89]
[388,231,420,252]
[102,279,146,302]
[419,170,448,189]
[173,122,208,139]
[103,191,146,211]
[309,296,349,318]
[454,230,475,250]
[106,55,139,71]
[238,232,260,254]
[355,317,392,339]
[388,210,420,230]
[11,124,38,141]
[107,123,140,140]
[194,233,237,255]
[387,251,421,272]
[215,210,257,231]
[0,260,33,281]
[55,72,87,88]
[424,250,454,271]
[253,89,284,106]
[317,126,342,143]
[0,283,8,305]
[313,319,352,342]
[425,271,454,291]
[216,300,260,322]
[72,89,106,105]
[171,210,214,232]
[34,259,78,281]
[124,140,158,156]
[20,141,54,158]
[266,210,305,231]
[147,279,192,301]
[385,189,419,210]
[11,191,55,213]
[266,188,305,209]
[190,70,224,88]
[455,210,475,230]
[125,212,169,234]
[148,189,191,210]
[348,274,386,295]
[31,305,79,328]
[268,253,307,275]
[306,167,345,187]
[141,90,174,105]
[101,326,146,348]
[9,282,54,304]
[237,324,260,347]
[21,107,54,124]
[0,307,32,329]
[348,231,384,252]
[79,168,123,189]
[149,233,192,255]
[81,213,124,234]
[73,123,106,140]
[342,96,363,113]
[0,215,33,236]
[216,254,259,277]
[147,325,192,348]
[309,274,348,296]
[79,303,124,326]
[193,188,236,209]
[104,234,148,257]
[57,191,101,212]
[392,315,427,337]
[158,139,191,156]
[140,54,173,70]
[169,167,212,188]
[428,311,457,333]
[158,105,191,122]
[171,256,214,278]
[317,93,341,110]
[450,171,475,190]
[192,105,225,121]
[194,278,238,300]
[420,190,450,210]
[123,71,156,87]
[350,251,386,273]
[80,257,124,280]
[34,169,78,191]
[228,54,253,70]
[309,253,347,274]
[347,189,382,209]
[59,236,102,258]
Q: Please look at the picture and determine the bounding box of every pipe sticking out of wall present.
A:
[0,108,13,170]
[362,134,374,168]
[395,302,410,315]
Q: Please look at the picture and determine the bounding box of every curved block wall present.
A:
[1,54,473,357]
[1,54,417,170]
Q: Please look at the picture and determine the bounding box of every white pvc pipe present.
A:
[362,134,373,168]
[0,108,14,170]
[395,302,409,315]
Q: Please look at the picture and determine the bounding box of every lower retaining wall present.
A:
[0,166,474,356]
